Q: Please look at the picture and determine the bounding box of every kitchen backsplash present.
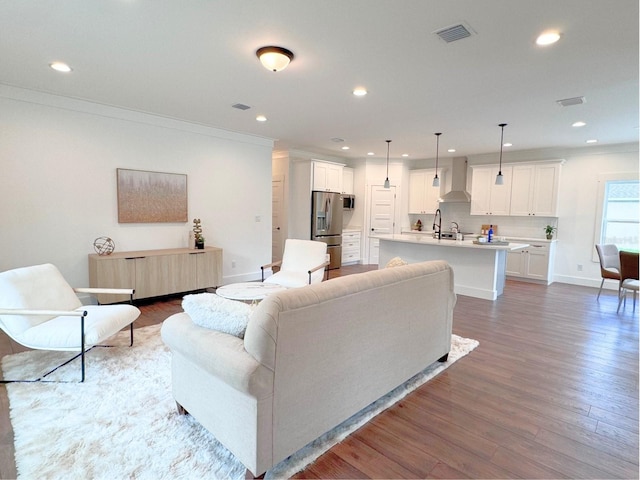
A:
[408,202,558,239]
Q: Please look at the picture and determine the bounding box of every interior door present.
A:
[368,185,396,265]
[272,175,285,262]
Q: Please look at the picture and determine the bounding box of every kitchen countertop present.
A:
[371,233,529,251]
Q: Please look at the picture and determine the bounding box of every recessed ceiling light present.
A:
[367,152,375,156]
[49,62,72,73]
[341,146,350,150]
[353,88,367,97]
[586,139,598,144]
[503,143,513,147]
[402,153,409,157]
[572,121,586,127]
[256,115,267,122]
[447,148,456,153]
[536,31,561,46]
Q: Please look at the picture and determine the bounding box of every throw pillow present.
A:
[182,293,253,338]
[385,256,408,268]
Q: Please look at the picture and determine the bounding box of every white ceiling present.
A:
[1,0,638,160]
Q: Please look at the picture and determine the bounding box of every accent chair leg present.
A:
[176,402,188,415]
[437,353,449,363]
[245,469,265,479]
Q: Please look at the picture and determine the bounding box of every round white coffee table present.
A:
[215,282,287,302]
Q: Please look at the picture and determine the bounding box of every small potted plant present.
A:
[195,234,205,249]
[544,225,557,240]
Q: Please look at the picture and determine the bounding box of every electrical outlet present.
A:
[255,215,261,222]
[577,264,583,272]
[232,260,236,268]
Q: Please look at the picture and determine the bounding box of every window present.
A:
[595,174,639,253]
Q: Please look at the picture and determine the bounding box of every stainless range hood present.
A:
[439,157,471,203]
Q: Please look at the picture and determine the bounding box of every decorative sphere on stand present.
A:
[93,237,115,255]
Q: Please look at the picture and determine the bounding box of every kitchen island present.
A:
[372,233,529,300]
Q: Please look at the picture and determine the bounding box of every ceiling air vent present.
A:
[232,103,251,110]
[556,96,586,107]
[434,23,475,43]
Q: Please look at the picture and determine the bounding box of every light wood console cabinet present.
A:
[89,247,222,304]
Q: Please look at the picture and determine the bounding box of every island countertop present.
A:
[370,233,529,251]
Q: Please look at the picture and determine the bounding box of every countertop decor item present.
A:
[93,236,115,255]
[193,218,204,248]
[544,224,557,239]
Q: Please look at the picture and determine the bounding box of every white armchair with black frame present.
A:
[260,239,330,288]
[0,263,140,383]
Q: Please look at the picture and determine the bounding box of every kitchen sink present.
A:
[433,232,474,240]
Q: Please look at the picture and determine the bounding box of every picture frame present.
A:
[117,168,188,223]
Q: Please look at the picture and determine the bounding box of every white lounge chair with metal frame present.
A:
[0,263,140,383]
[260,239,330,287]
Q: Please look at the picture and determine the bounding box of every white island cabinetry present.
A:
[372,234,528,300]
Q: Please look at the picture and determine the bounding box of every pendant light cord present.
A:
[498,123,507,174]
[434,132,441,178]
[385,140,391,178]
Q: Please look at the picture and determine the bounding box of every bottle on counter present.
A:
[488,225,493,243]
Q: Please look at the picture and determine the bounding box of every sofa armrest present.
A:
[74,287,134,296]
[161,312,273,398]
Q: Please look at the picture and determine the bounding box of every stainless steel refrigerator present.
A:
[311,190,343,270]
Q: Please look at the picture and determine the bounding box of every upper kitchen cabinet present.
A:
[470,165,512,216]
[342,167,354,194]
[312,160,343,192]
[409,169,444,214]
[510,162,562,217]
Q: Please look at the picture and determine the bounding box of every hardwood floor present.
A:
[1,266,638,479]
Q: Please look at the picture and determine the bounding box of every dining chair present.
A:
[617,251,639,313]
[595,244,620,300]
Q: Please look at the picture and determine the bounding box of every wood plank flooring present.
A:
[0,266,638,479]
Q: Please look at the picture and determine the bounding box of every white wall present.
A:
[0,86,273,287]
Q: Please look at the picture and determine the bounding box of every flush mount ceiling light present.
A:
[536,31,561,46]
[256,46,294,72]
[432,132,442,187]
[495,123,507,185]
[384,140,391,188]
[49,62,72,73]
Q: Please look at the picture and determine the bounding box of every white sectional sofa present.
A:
[161,260,455,477]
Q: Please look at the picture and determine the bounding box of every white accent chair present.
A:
[260,239,329,288]
[0,263,140,382]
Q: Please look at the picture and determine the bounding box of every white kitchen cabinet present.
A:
[470,165,512,216]
[313,161,343,193]
[342,230,361,265]
[509,162,561,216]
[408,169,443,214]
[342,167,354,194]
[506,240,556,285]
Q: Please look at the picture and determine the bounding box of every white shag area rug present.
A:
[2,325,478,479]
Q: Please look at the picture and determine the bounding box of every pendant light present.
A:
[432,132,442,187]
[495,123,507,185]
[384,140,391,188]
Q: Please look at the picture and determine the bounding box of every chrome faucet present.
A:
[433,208,442,239]
[450,221,459,233]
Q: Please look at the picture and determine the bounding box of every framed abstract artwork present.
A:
[117,168,188,223]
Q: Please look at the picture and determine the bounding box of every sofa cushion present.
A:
[182,293,252,338]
